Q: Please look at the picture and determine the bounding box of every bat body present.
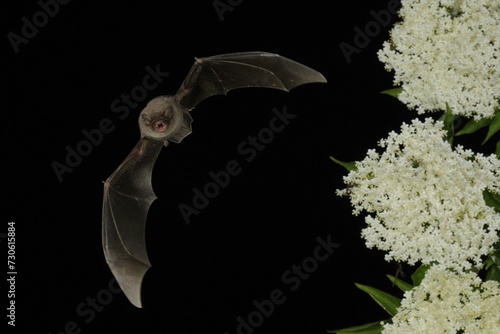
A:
[102,52,326,307]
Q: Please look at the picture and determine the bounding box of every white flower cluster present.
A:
[337,118,500,270]
[382,266,500,333]
[378,0,500,119]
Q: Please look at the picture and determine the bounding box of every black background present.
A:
[3,1,421,333]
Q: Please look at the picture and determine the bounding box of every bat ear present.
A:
[169,112,193,144]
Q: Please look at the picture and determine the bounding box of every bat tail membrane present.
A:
[102,138,164,308]
[176,51,327,109]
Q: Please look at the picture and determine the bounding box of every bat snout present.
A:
[139,96,188,143]
[153,119,169,133]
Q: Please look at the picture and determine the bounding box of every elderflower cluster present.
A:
[382,266,500,333]
[337,118,500,271]
[378,0,500,119]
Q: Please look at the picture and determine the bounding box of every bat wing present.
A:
[102,137,164,308]
[175,51,327,109]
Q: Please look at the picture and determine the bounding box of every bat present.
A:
[102,51,326,308]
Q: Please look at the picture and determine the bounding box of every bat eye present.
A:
[153,120,168,133]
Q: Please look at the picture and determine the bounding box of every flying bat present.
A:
[102,51,326,308]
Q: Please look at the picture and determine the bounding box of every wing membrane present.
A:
[176,51,326,109]
[102,138,163,308]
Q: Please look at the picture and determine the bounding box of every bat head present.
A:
[139,95,193,145]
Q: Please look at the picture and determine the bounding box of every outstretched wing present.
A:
[175,51,327,110]
[102,137,164,308]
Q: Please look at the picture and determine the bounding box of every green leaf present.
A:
[486,258,500,283]
[483,190,500,214]
[483,111,500,144]
[455,117,492,136]
[486,265,500,282]
[439,106,455,144]
[496,140,500,158]
[330,156,357,172]
[355,283,401,316]
[327,320,386,334]
[485,245,500,283]
[380,87,402,98]
[386,275,413,292]
[411,264,430,286]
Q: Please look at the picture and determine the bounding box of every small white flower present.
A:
[382,266,500,333]
[378,0,500,119]
[337,118,500,270]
